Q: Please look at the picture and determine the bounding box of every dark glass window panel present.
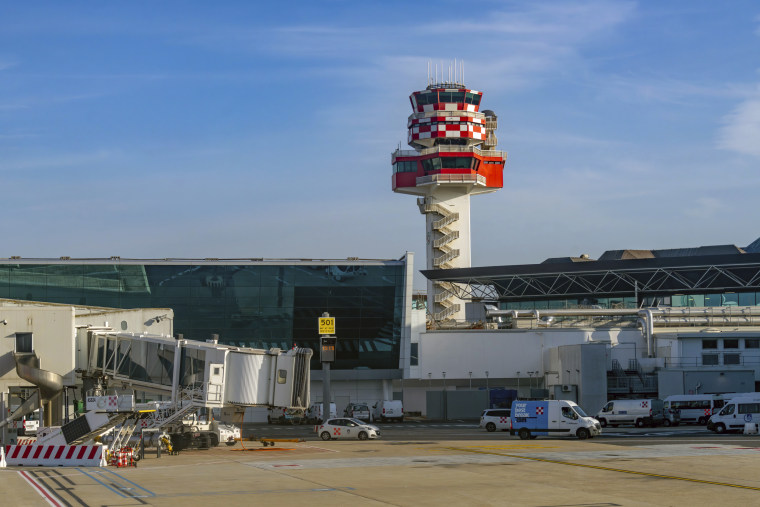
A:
[724,354,741,365]
[410,343,419,366]
[15,333,33,353]
[450,92,464,103]
[702,354,719,365]
[739,292,756,306]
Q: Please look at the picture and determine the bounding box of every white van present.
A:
[511,400,601,440]
[306,403,337,424]
[595,399,664,428]
[708,397,760,434]
[663,394,725,425]
[371,400,403,422]
[480,409,511,432]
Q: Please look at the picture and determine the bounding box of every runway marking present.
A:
[18,470,65,507]
[445,446,760,491]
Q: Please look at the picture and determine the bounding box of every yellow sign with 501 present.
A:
[319,317,335,335]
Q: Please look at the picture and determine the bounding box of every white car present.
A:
[316,418,380,441]
[479,409,511,432]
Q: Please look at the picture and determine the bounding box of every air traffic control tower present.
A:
[392,70,506,323]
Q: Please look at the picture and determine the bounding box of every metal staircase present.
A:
[418,197,462,321]
[66,412,131,446]
[109,417,140,451]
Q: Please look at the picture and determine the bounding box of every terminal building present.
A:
[4,74,760,419]
[4,241,760,419]
[412,239,760,417]
[0,257,415,418]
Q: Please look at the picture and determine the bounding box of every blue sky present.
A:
[2,1,760,288]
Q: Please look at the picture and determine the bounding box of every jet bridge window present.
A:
[180,348,206,386]
[277,369,287,384]
[15,333,33,353]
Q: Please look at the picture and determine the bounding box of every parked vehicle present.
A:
[344,402,371,422]
[169,413,241,449]
[595,399,664,428]
[315,417,380,441]
[16,410,40,436]
[267,406,305,425]
[663,407,681,427]
[306,403,337,424]
[480,409,511,432]
[371,400,404,422]
[511,400,601,440]
[708,397,760,434]
[215,422,241,446]
[663,394,725,425]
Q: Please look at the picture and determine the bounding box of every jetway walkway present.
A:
[81,330,312,410]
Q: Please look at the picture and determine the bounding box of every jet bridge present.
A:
[80,330,312,410]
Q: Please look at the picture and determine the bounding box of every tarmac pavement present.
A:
[2,430,760,506]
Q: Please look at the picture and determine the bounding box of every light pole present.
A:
[442,372,447,422]
[485,370,490,409]
[468,371,472,390]
[528,371,535,394]
[428,372,432,388]
[516,371,520,399]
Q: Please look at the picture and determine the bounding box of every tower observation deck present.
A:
[392,76,506,323]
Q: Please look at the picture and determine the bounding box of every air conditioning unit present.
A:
[561,384,572,392]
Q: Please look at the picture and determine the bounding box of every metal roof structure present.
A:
[421,251,760,302]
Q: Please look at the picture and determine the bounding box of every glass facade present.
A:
[414,91,482,106]
[501,291,760,311]
[393,161,418,173]
[0,261,407,371]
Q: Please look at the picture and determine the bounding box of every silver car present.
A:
[316,418,380,441]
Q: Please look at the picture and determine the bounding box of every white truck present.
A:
[595,399,664,428]
[511,400,601,440]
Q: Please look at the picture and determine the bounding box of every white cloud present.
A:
[717,94,760,157]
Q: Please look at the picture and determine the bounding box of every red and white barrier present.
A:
[3,445,106,467]
[16,438,38,446]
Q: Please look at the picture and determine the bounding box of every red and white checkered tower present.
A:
[392,65,506,323]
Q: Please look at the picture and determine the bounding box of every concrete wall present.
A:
[0,306,77,390]
[553,344,608,414]
[658,369,756,398]
[417,328,643,383]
